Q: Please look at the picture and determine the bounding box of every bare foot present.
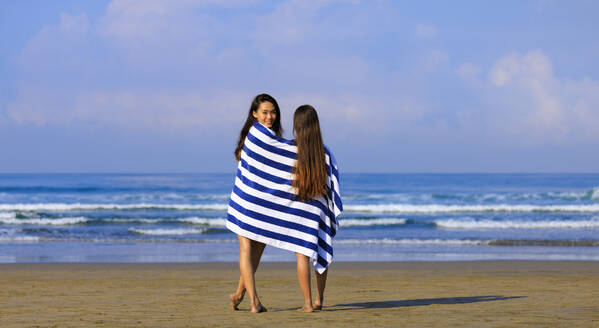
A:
[313,303,322,311]
[251,304,267,313]
[297,305,314,313]
[229,293,244,311]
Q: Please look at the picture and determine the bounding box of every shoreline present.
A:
[2,259,599,270]
[2,261,598,327]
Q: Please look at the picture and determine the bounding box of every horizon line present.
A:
[1,172,599,175]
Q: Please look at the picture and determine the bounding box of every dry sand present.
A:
[1,261,598,327]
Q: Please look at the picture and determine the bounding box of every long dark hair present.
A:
[292,105,327,202]
[234,93,283,161]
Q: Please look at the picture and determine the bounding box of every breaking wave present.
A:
[344,204,599,213]
[339,218,407,227]
[0,203,228,211]
[128,228,208,236]
[335,238,599,247]
[435,217,599,229]
[0,217,89,225]
[336,238,487,245]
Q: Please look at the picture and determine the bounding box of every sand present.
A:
[1,261,598,327]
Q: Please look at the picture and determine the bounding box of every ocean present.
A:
[1,173,598,263]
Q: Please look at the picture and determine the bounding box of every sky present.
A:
[1,0,598,173]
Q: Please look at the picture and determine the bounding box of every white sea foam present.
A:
[345,189,599,203]
[344,193,425,202]
[0,203,229,211]
[128,227,207,235]
[0,215,226,226]
[336,238,488,246]
[0,226,40,242]
[435,218,599,229]
[179,217,227,226]
[344,204,599,213]
[106,218,163,224]
[0,235,40,242]
[2,202,599,213]
[339,218,407,227]
[0,212,16,219]
[547,191,586,200]
[108,193,230,202]
[0,217,89,225]
[97,217,227,226]
[8,237,239,243]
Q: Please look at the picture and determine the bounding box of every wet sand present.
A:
[1,261,598,327]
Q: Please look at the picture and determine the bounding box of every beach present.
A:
[1,261,598,327]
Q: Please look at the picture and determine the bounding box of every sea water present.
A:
[1,173,598,263]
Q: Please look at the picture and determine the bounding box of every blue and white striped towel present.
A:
[226,122,342,273]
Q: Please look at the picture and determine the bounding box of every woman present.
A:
[290,104,340,312]
[229,93,283,313]
[227,99,342,313]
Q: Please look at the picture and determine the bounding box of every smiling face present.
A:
[252,101,277,128]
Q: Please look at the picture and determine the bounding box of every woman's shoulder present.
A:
[251,121,273,135]
[251,122,295,146]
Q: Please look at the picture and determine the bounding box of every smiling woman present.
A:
[253,101,277,129]
[229,93,284,312]
[234,94,283,162]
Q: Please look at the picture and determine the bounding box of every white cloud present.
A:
[7,2,257,131]
[18,13,91,74]
[458,50,599,144]
[7,0,405,134]
[488,50,553,87]
[10,2,596,151]
[100,0,255,39]
[251,0,373,45]
[486,50,566,140]
[6,87,251,132]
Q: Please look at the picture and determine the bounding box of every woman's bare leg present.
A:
[296,253,313,312]
[235,235,266,313]
[313,268,328,310]
[229,238,266,310]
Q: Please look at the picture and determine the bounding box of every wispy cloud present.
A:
[6,0,399,133]
[457,50,599,144]
[2,0,599,172]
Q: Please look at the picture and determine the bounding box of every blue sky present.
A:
[1,0,598,173]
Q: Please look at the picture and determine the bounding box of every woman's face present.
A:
[253,101,276,128]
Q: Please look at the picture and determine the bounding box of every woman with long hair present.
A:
[227,99,342,313]
[229,93,283,313]
[291,105,331,312]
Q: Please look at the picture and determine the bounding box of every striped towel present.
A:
[226,122,342,273]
